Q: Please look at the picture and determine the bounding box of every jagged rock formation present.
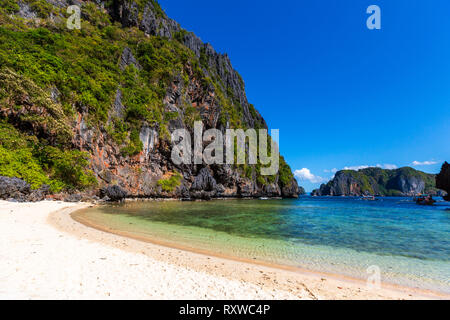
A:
[0,176,50,202]
[312,167,438,197]
[119,47,141,71]
[100,185,129,202]
[436,162,450,201]
[297,186,306,196]
[0,0,299,201]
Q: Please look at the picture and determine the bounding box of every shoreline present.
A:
[1,201,300,299]
[69,207,449,299]
[63,204,447,300]
[1,200,448,299]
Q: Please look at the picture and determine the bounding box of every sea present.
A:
[73,196,450,293]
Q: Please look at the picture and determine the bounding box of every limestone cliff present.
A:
[0,0,300,200]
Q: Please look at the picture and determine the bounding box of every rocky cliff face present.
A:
[0,0,300,200]
[436,162,450,201]
[297,186,306,196]
[312,167,437,197]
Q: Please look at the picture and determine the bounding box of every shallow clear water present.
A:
[75,197,450,293]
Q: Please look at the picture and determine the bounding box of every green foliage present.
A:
[106,116,128,145]
[0,3,195,159]
[120,128,144,157]
[0,121,96,191]
[394,167,436,191]
[278,156,294,186]
[149,0,166,18]
[116,34,195,145]
[183,104,201,128]
[257,175,266,186]
[212,78,242,128]
[135,36,191,93]
[332,167,437,196]
[103,24,125,41]
[35,146,97,191]
[0,0,298,196]
[0,145,50,190]
[0,68,72,146]
[0,26,120,123]
[128,0,166,19]
[173,29,188,43]
[25,0,55,18]
[117,35,197,143]
[338,170,376,194]
[82,2,112,28]
[236,72,245,88]
[244,165,253,179]
[0,0,19,14]
[157,172,182,192]
[121,65,163,125]
[248,104,257,119]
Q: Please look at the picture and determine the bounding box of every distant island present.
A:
[312,167,446,197]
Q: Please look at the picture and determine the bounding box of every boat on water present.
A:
[414,195,436,206]
[360,195,377,201]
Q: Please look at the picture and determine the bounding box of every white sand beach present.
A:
[0,200,446,300]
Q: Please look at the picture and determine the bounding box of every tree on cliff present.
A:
[436,162,450,201]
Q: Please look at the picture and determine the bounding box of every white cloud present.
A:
[339,164,398,171]
[343,165,370,171]
[376,164,398,170]
[294,168,326,183]
[411,161,437,166]
[324,168,338,173]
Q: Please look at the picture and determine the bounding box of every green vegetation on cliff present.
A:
[0,0,298,198]
[0,2,201,190]
[157,172,182,192]
[0,120,96,191]
[313,167,438,197]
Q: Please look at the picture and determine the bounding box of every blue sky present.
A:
[159,0,450,191]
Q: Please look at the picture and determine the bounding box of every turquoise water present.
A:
[76,197,450,293]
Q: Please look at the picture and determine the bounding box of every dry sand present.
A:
[0,200,447,300]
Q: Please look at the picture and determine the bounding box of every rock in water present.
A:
[64,193,83,203]
[0,176,50,202]
[191,168,217,192]
[0,176,31,201]
[100,186,128,202]
[298,186,306,196]
[29,185,51,202]
[281,179,300,198]
[436,162,450,201]
[190,168,218,199]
